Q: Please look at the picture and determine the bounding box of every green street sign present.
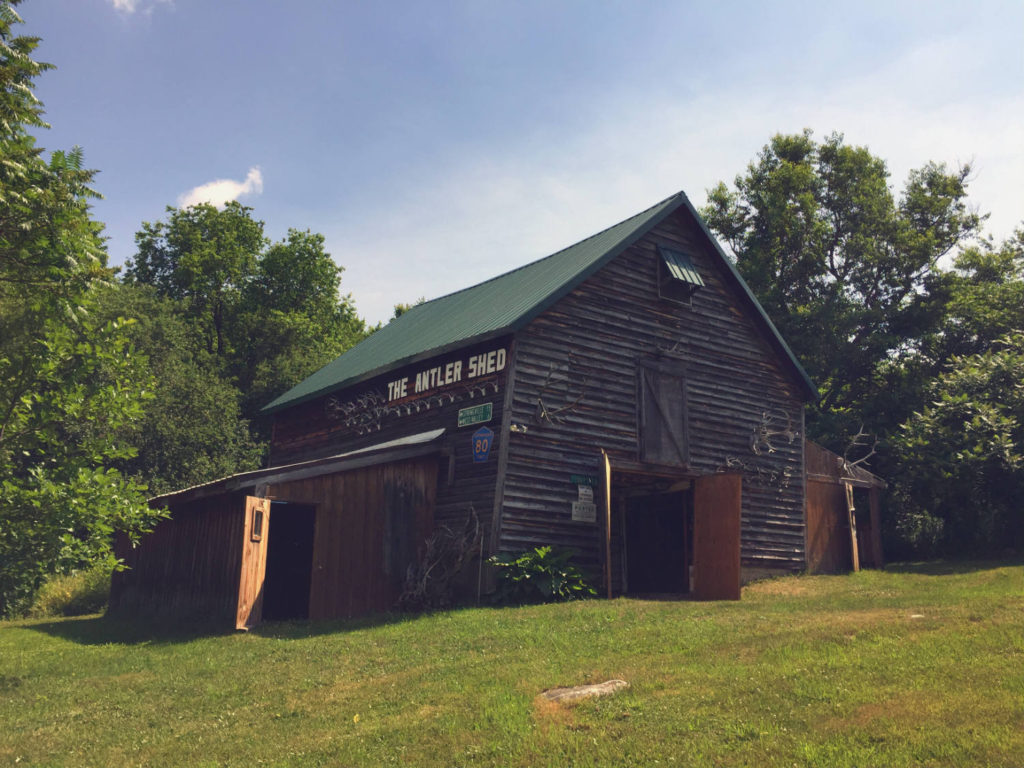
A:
[458,402,493,428]
[570,474,596,486]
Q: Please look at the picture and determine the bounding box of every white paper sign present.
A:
[572,501,597,523]
[577,485,594,503]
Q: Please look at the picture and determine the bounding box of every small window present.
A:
[657,246,704,305]
[251,508,264,542]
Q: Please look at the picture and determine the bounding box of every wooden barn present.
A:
[110,190,881,628]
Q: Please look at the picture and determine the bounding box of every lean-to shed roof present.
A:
[263,191,817,414]
[149,429,447,506]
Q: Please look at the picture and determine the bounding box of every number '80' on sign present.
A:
[472,426,494,463]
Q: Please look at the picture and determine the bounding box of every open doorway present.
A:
[624,490,692,595]
[262,501,316,621]
[852,486,881,569]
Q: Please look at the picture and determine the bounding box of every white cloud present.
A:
[178,167,264,208]
[109,0,172,15]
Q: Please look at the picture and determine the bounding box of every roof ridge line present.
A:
[397,190,686,316]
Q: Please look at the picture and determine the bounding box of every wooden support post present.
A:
[845,482,860,572]
[602,450,613,600]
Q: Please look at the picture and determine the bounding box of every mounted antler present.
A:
[750,409,798,455]
[842,423,877,471]
[533,355,589,426]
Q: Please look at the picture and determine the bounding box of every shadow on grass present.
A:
[21,613,234,646]
[21,606,442,646]
[250,611,416,640]
[885,556,1023,576]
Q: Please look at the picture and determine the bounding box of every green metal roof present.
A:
[658,246,705,287]
[262,191,817,414]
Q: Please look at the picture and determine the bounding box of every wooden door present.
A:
[692,473,741,600]
[638,360,689,466]
[236,496,271,630]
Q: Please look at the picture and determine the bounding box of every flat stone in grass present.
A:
[541,679,629,703]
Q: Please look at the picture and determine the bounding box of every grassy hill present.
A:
[1,561,1022,767]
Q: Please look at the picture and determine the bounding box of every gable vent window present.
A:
[657,245,704,305]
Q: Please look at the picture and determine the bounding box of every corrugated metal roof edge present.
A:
[503,192,687,333]
[259,328,514,415]
[387,191,688,313]
[262,189,817,414]
[260,192,687,415]
[149,428,447,506]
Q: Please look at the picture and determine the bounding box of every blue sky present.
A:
[23,0,1024,325]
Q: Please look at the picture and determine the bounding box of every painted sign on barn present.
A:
[386,346,507,402]
[322,344,509,436]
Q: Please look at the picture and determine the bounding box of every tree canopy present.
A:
[704,129,1023,557]
[128,201,264,357]
[118,203,370,490]
[702,130,981,445]
[0,1,161,616]
[894,331,1024,554]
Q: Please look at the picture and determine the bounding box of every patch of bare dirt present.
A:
[531,695,577,731]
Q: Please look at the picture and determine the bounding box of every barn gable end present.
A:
[498,203,807,589]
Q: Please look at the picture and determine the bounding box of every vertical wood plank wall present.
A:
[501,207,807,576]
[866,491,884,568]
[268,457,437,619]
[269,338,510,557]
[109,493,249,623]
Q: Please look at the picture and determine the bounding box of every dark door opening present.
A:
[262,501,316,621]
[624,490,690,594]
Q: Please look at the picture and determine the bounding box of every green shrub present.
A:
[28,564,112,618]
[488,546,596,605]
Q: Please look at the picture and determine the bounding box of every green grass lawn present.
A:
[2,561,1022,767]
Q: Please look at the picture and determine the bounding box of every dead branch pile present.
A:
[397,505,481,612]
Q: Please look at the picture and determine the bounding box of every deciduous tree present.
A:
[124,206,370,445]
[126,201,265,357]
[98,284,263,496]
[893,332,1024,555]
[0,1,160,616]
[702,130,981,446]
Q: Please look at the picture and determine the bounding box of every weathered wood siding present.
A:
[804,441,884,572]
[270,337,512,543]
[805,479,852,573]
[267,457,437,619]
[500,207,807,575]
[805,440,843,480]
[109,493,249,623]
